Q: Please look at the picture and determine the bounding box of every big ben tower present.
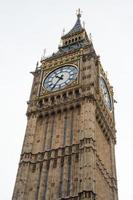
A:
[12,10,118,200]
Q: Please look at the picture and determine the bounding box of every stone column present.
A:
[62,155,69,198]
[110,139,118,200]
[45,114,54,151]
[65,110,72,146]
[70,151,77,197]
[32,116,45,153]
[73,107,80,144]
[26,162,42,200]
[45,159,54,199]
[53,157,62,199]
[22,115,37,154]
[79,100,96,197]
[37,160,49,200]
[12,163,30,200]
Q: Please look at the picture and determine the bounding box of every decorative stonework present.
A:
[12,12,118,200]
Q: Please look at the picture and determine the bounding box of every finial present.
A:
[62,28,65,36]
[89,33,93,42]
[76,8,82,18]
[59,38,63,47]
[36,61,39,69]
[41,48,46,61]
[105,71,108,76]
[43,49,46,57]
[36,60,41,70]
[83,21,85,29]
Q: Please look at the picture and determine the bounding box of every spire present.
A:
[76,8,81,19]
[62,8,83,39]
[42,10,94,61]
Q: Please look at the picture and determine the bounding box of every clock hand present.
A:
[55,74,64,80]
[51,75,64,90]
[52,79,60,90]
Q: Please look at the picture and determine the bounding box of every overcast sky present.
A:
[0,0,133,199]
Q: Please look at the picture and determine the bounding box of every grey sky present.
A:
[0,0,133,199]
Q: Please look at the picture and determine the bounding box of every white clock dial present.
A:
[43,65,79,91]
[99,77,112,111]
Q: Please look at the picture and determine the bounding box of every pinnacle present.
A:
[62,9,83,39]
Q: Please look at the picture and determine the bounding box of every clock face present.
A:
[43,65,79,91]
[99,77,112,111]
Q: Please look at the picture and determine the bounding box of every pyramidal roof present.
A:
[62,9,84,39]
[42,10,94,61]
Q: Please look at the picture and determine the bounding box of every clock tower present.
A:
[12,11,118,200]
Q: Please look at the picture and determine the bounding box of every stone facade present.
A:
[12,12,118,200]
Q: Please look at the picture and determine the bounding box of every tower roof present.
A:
[62,9,84,39]
[41,10,94,62]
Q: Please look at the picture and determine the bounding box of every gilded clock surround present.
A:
[12,11,118,200]
[42,64,79,93]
